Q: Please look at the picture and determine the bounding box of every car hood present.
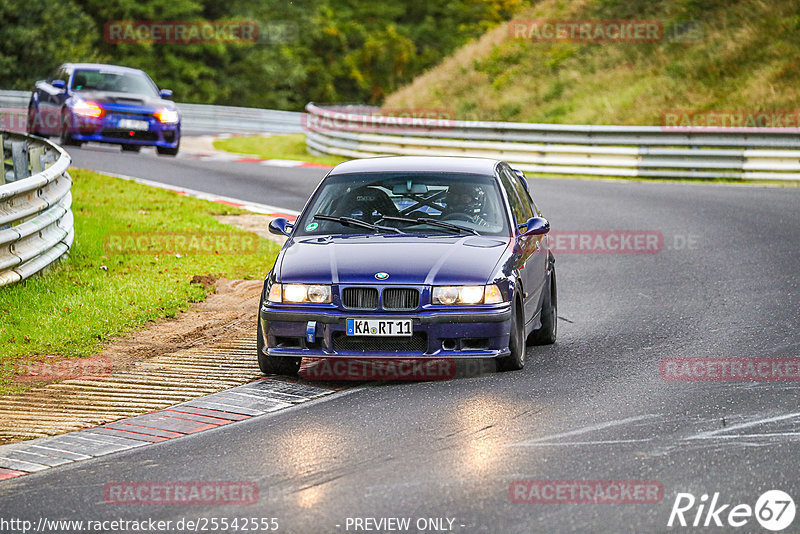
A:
[276,234,510,286]
[73,91,174,110]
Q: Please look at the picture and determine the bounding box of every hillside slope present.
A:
[383,0,800,125]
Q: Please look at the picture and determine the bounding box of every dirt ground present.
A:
[96,213,278,371]
[98,277,263,373]
[215,213,288,245]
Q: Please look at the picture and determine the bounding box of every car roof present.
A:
[328,156,502,176]
[61,63,145,75]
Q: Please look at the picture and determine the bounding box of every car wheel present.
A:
[529,265,557,345]
[257,301,301,376]
[121,145,141,152]
[498,298,525,371]
[156,141,179,156]
[59,110,81,146]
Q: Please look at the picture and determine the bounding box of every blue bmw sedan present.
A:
[28,63,180,155]
[260,156,557,376]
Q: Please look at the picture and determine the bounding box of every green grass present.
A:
[0,169,279,394]
[384,0,800,126]
[213,134,349,166]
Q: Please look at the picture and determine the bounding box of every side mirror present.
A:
[52,80,66,90]
[159,89,173,100]
[269,217,294,237]
[519,216,549,236]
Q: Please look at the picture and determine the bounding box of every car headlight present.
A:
[267,283,331,304]
[155,108,179,123]
[73,100,103,118]
[432,284,505,305]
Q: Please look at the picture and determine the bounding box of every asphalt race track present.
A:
[69,145,322,212]
[1,143,798,533]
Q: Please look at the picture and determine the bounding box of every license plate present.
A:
[346,318,412,336]
[118,119,149,131]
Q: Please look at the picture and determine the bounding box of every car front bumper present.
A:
[68,113,180,148]
[259,304,513,359]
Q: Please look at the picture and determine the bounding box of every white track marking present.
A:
[100,171,300,216]
[686,411,800,440]
[507,414,660,446]
[509,438,653,447]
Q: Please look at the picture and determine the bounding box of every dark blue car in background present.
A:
[28,63,180,155]
[260,156,557,376]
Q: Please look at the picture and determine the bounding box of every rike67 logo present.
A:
[668,490,795,531]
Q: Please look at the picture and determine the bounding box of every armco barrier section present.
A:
[0,131,73,287]
[303,103,800,180]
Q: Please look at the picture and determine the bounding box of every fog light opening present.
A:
[442,339,457,351]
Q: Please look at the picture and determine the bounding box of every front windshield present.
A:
[294,172,510,237]
[70,69,159,97]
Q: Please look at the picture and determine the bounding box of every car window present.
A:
[516,177,542,216]
[294,172,511,236]
[51,68,68,85]
[498,167,528,226]
[71,69,159,97]
[509,170,534,221]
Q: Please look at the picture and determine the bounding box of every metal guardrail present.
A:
[304,103,800,180]
[6,90,798,180]
[0,90,30,109]
[0,90,302,135]
[0,131,73,287]
[178,103,302,135]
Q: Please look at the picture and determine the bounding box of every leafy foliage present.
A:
[0,0,525,109]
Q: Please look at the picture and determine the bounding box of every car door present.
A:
[498,165,543,323]
[510,168,548,320]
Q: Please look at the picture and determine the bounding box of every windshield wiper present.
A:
[381,216,479,236]
[314,215,405,234]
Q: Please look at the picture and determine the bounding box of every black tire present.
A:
[529,265,557,345]
[257,299,301,376]
[156,141,179,156]
[497,298,525,371]
[121,144,141,152]
[59,110,81,146]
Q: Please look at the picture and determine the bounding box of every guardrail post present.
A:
[29,145,44,174]
[0,132,5,186]
[0,134,6,228]
[11,141,29,182]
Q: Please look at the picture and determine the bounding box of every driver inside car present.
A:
[441,183,482,221]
